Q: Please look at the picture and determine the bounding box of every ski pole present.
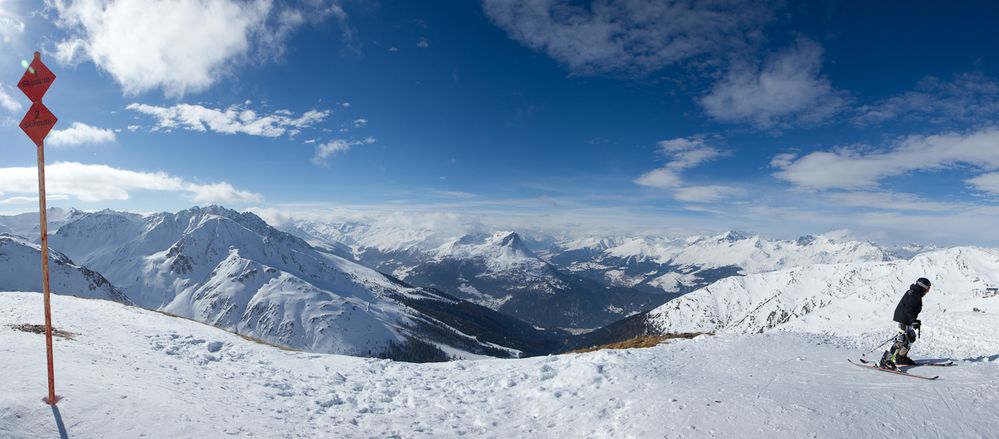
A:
[863,334,897,356]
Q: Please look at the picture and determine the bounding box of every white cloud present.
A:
[700,39,847,129]
[0,161,261,204]
[51,0,270,96]
[769,153,796,169]
[388,47,399,52]
[0,8,25,44]
[48,122,117,147]
[634,136,725,189]
[967,173,999,196]
[127,102,329,138]
[416,37,428,49]
[0,195,70,205]
[825,191,963,212]
[352,118,367,127]
[634,136,741,203]
[312,137,374,165]
[313,139,350,164]
[482,0,772,76]
[854,73,999,127]
[658,137,724,169]
[673,185,745,203]
[49,0,346,97]
[188,182,261,204]
[773,128,999,191]
[0,83,22,112]
[634,168,683,189]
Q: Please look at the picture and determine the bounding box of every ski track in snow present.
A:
[2,292,998,438]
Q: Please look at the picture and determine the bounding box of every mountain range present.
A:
[543,231,898,295]
[0,206,956,360]
[4,207,566,361]
[286,219,910,330]
[290,222,659,330]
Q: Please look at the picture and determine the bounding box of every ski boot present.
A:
[894,354,916,366]
[878,351,897,370]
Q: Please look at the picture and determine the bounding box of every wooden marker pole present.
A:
[18,51,60,405]
[37,140,57,405]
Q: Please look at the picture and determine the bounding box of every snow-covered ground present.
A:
[645,247,999,361]
[3,292,998,438]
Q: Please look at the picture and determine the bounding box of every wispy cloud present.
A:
[772,127,999,191]
[824,191,965,212]
[634,136,743,203]
[700,39,848,129]
[0,83,22,113]
[673,185,745,203]
[635,137,726,189]
[0,161,261,204]
[48,122,117,147]
[0,195,71,205]
[482,0,772,76]
[127,102,329,138]
[853,72,999,127]
[50,0,348,97]
[966,172,999,196]
[0,7,25,44]
[312,137,375,165]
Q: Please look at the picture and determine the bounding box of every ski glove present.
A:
[912,320,921,330]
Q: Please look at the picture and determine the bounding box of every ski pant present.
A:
[889,322,917,357]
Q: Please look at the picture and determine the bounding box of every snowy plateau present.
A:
[2,292,998,438]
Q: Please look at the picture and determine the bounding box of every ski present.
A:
[848,359,939,380]
[913,361,955,367]
[858,358,954,367]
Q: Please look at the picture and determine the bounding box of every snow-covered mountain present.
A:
[4,292,998,438]
[578,247,999,353]
[0,207,87,239]
[288,221,659,330]
[0,234,131,304]
[34,206,564,361]
[545,231,896,296]
[288,220,903,325]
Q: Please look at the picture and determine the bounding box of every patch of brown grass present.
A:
[569,333,707,354]
[9,324,77,340]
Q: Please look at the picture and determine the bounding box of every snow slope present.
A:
[2,292,998,438]
[636,247,999,359]
[0,234,130,304]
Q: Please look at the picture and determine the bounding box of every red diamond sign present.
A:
[20,102,58,147]
[18,52,56,103]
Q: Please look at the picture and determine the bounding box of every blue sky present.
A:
[2,0,999,245]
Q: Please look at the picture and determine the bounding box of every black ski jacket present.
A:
[893,284,926,325]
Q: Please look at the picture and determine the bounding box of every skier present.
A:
[878,277,931,369]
